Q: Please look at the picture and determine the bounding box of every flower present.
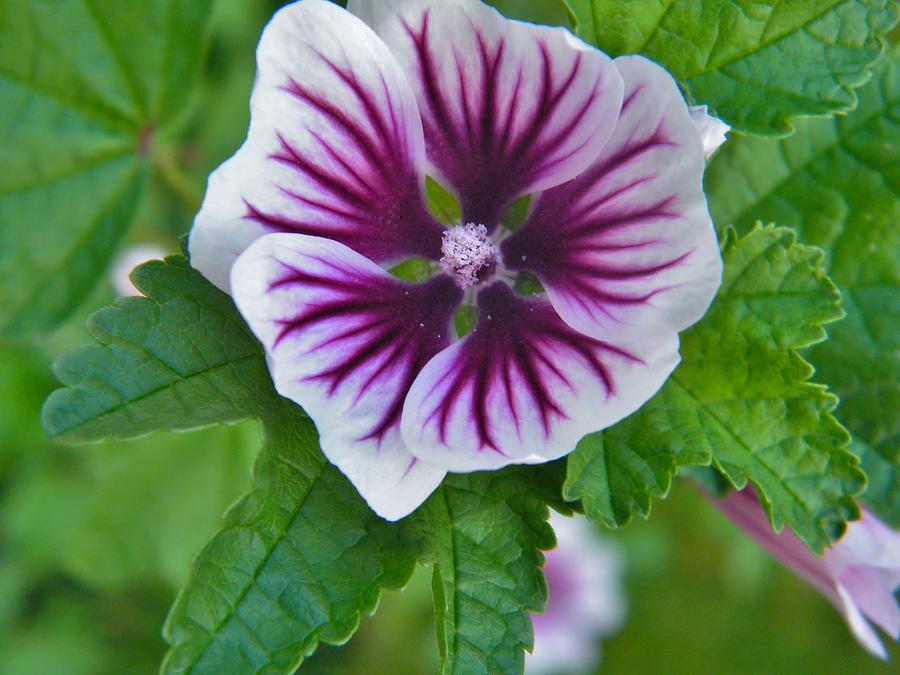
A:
[528,512,625,674]
[713,487,900,659]
[188,0,724,520]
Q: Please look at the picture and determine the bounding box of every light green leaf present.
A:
[566,227,864,552]
[566,0,898,135]
[415,469,556,675]
[0,0,213,338]
[1,425,257,593]
[0,591,151,675]
[706,51,899,524]
[60,425,259,590]
[43,255,419,672]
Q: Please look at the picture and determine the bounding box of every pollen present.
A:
[439,223,498,288]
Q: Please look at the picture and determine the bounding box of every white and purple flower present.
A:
[714,488,900,659]
[528,513,625,674]
[189,0,724,519]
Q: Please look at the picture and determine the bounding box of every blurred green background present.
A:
[0,1,896,673]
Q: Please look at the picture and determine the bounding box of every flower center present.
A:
[439,223,498,288]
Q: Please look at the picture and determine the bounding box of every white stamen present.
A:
[439,223,498,288]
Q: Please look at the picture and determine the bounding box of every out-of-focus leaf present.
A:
[0,586,166,675]
[706,51,899,524]
[0,0,213,338]
[566,227,863,553]
[60,424,258,590]
[567,0,898,134]
[0,345,56,469]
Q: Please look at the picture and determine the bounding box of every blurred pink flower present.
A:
[714,487,900,659]
[528,513,626,674]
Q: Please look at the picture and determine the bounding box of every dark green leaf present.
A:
[706,50,899,524]
[566,0,898,135]
[42,256,269,441]
[565,227,864,552]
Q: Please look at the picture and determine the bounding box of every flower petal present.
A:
[839,566,900,641]
[834,584,890,660]
[190,0,444,292]
[231,233,462,520]
[401,281,679,472]
[689,105,730,159]
[502,55,721,343]
[349,0,624,228]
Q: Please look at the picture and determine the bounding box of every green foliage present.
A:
[0,587,165,675]
[566,0,898,135]
[566,227,864,552]
[162,404,418,675]
[43,256,268,441]
[42,256,419,673]
[23,1,898,672]
[0,0,213,339]
[706,51,899,524]
[414,469,556,675]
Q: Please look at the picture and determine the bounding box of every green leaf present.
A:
[162,404,418,675]
[564,422,678,529]
[566,0,898,135]
[414,469,556,675]
[43,255,419,672]
[42,256,269,441]
[565,227,864,552]
[426,176,462,225]
[0,0,213,338]
[706,51,899,524]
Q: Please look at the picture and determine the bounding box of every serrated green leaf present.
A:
[162,404,418,675]
[0,0,213,338]
[566,227,864,552]
[566,0,898,135]
[42,256,269,441]
[414,469,556,675]
[43,255,419,672]
[706,51,899,524]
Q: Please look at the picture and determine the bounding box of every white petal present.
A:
[834,584,890,660]
[110,244,167,296]
[689,105,730,159]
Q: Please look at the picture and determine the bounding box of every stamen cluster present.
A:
[439,223,498,288]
